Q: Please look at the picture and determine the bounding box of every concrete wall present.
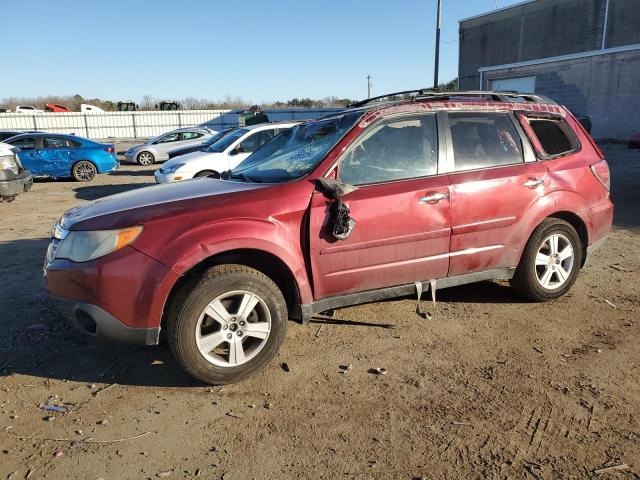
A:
[0,108,344,140]
[482,49,640,140]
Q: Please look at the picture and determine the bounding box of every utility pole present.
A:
[367,75,372,99]
[433,0,442,88]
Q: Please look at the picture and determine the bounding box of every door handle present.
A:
[419,192,449,204]
[523,178,544,188]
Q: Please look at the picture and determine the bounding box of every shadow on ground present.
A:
[73,182,151,200]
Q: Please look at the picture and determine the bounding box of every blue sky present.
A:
[3,0,522,102]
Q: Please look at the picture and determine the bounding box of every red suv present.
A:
[44,90,613,384]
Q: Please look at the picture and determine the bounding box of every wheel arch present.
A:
[162,248,304,330]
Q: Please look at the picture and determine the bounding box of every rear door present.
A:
[308,113,451,299]
[444,111,547,276]
[41,136,74,176]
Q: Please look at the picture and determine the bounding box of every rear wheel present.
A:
[137,151,155,166]
[510,218,582,301]
[194,170,218,178]
[72,161,97,182]
[167,264,287,384]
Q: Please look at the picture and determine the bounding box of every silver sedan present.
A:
[125,127,217,165]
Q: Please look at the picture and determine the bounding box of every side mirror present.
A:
[315,177,358,199]
[315,178,358,240]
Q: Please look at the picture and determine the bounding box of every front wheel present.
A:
[167,264,288,385]
[72,161,97,182]
[510,218,583,301]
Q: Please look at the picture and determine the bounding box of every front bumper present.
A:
[53,297,160,345]
[154,170,187,184]
[0,169,33,197]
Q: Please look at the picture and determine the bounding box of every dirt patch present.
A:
[0,145,638,479]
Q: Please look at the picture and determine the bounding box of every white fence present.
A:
[0,108,344,140]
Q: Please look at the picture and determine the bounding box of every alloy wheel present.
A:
[74,162,96,181]
[534,233,575,289]
[195,290,271,367]
[138,152,153,165]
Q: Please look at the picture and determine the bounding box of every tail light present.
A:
[104,147,115,154]
[590,159,610,191]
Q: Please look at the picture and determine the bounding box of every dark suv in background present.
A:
[44,90,613,384]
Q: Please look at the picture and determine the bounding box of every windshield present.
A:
[202,128,235,147]
[207,128,248,152]
[229,112,361,183]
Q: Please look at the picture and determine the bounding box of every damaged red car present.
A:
[44,90,613,384]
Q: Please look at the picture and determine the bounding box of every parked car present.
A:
[154,122,298,183]
[167,128,238,159]
[45,103,72,113]
[0,130,39,142]
[15,105,44,114]
[0,142,32,202]
[125,127,217,166]
[5,133,118,181]
[44,90,613,385]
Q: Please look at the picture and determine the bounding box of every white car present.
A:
[15,105,44,114]
[154,122,298,183]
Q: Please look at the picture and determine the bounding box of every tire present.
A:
[166,264,288,385]
[1,195,16,203]
[194,170,218,178]
[510,218,583,301]
[72,161,97,182]
[137,151,155,166]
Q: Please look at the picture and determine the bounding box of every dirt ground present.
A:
[0,144,638,480]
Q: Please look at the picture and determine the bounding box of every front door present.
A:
[309,113,451,300]
[444,111,547,276]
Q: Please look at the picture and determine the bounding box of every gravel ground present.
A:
[0,145,638,479]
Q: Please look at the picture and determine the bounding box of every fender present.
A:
[145,217,314,305]
[514,188,592,262]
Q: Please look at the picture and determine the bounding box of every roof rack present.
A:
[349,89,556,108]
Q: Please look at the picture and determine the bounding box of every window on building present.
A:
[340,114,438,185]
[528,119,577,156]
[449,112,523,171]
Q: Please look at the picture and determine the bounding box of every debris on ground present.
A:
[592,463,630,475]
[368,367,387,376]
[40,404,68,413]
[451,421,473,426]
[315,325,324,337]
[604,299,617,308]
[280,363,290,372]
[339,364,352,374]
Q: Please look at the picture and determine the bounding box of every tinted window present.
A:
[449,113,523,172]
[238,129,275,153]
[156,133,180,144]
[340,114,438,186]
[181,131,203,141]
[529,119,575,156]
[11,137,36,150]
[208,128,248,152]
[43,136,68,148]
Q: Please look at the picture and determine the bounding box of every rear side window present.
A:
[181,132,203,140]
[528,119,577,156]
[340,114,438,185]
[449,112,523,172]
[43,136,68,148]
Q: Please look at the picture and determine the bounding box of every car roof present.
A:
[7,132,92,141]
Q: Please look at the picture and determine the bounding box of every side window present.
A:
[156,133,180,144]
[528,119,577,156]
[340,114,438,186]
[238,129,275,153]
[43,136,68,148]
[449,112,523,172]
[11,137,36,150]
[181,132,203,141]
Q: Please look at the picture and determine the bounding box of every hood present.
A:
[61,178,267,230]
[162,150,222,168]
[0,142,15,156]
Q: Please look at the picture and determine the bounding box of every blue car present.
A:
[5,133,118,182]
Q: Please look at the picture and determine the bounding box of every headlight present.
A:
[0,154,19,175]
[55,226,143,262]
[163,163,185,174]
